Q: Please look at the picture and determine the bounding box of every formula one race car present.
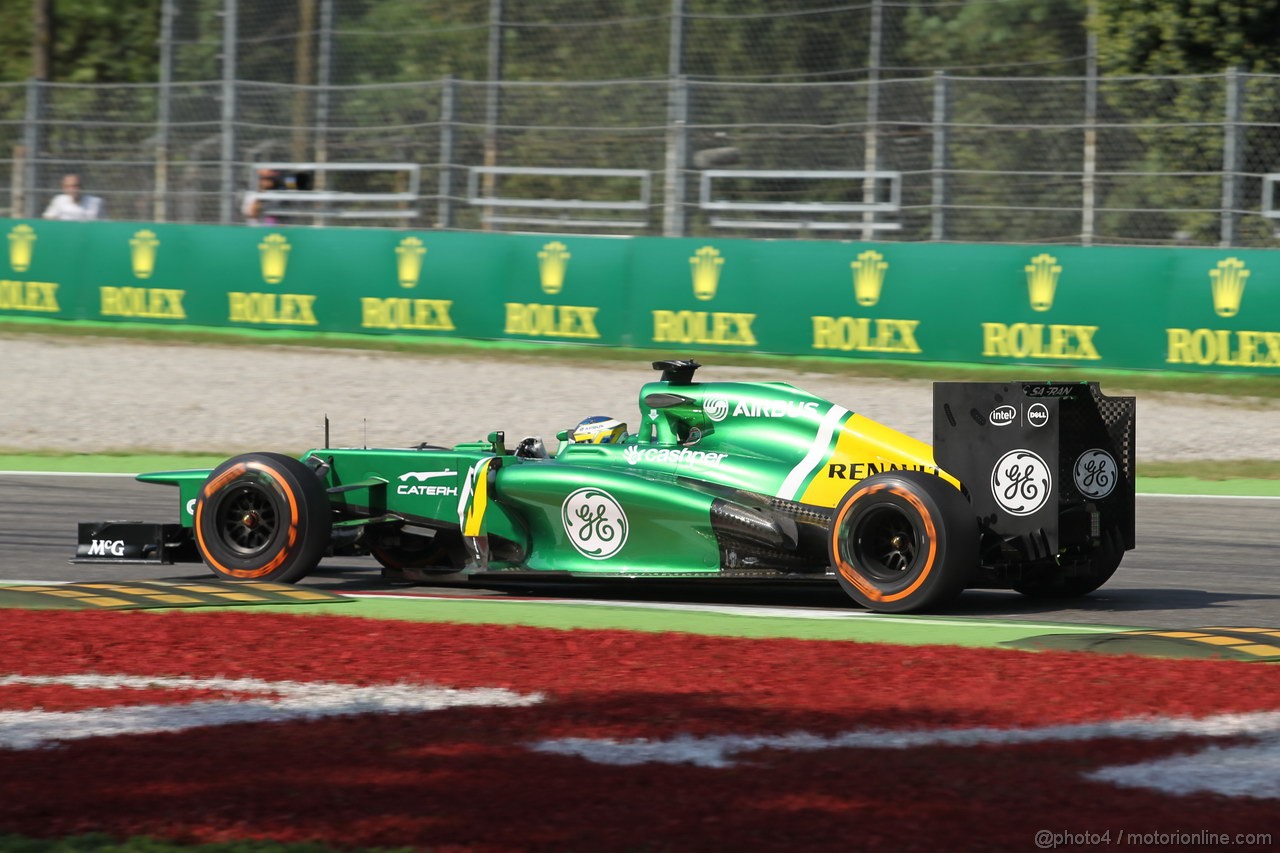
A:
[75,360,1135,613]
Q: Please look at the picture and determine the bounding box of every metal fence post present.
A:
[1221,67,1242,248]
[22,78,40,218]
[218,0,238,225]
[482,0,504,229]
[438,75,456,229]
[861,0,883,241]
[661,0,687,237]
[313,0,333,226]
[663,75,688,237]
[155,0,175,222]
[1081,7,1098,247]
[930,71,948,242]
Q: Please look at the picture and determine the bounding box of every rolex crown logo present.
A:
[1209,257,1249,318]
[7,224,36,273]
[258,234,291,285]
[130,229,160,279]
[1025,253,1062,312]
[538,241,571,294]
[395,237,426,289]
[852,250,888,307]
[690,246,724,301]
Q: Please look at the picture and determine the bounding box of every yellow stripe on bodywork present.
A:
[796,413,960,508]
[461,458,494,537]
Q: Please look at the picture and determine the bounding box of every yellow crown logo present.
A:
[852,250,888,307]
[395,237,426,289]
[8,224,36,272]
[1209,257,1249,318]
[538,241,571,294]
[1025,253,1062,312]
[690,246,724,301]
[258,234,291,285]
[130,229,160,279]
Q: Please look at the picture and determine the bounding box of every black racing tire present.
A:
[194,452,331,583]
[1012,527,1125,599]
[828,470,978,614]
[369,530,464,572]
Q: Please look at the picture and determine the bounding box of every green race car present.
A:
[75,360,1135,613]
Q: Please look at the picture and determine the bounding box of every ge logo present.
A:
[991,449,1052,516]
[1074,449,1117,499]
[561,488,629,560]
[704,397,729,422]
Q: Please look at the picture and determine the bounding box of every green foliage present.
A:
[0,1,161,84]
[900,0,1088,75]
[1090,1,1280,244]
[1094,0,1280,74]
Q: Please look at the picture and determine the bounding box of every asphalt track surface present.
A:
[2,473,1277,630]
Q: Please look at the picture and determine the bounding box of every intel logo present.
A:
[989,405,1016,426]
[1027,403,1050,428]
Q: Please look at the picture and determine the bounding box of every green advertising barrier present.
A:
[2,217,1278,372]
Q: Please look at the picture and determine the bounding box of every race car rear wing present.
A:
[933,381,1135,561]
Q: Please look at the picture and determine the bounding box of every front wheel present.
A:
[194,452,332,583]
[828,470,978,613]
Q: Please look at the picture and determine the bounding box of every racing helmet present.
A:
[571,416,628,444]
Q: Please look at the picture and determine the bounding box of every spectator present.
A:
[242,169,280,226]
[42,173,103,221]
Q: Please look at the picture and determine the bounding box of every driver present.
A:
[570,416,628,444]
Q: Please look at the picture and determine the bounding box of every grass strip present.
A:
[209,595,1136,648]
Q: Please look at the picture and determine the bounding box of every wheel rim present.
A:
[850,504,919,583]
[213,483,279,557]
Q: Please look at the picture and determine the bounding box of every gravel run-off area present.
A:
[3,334,1279,462]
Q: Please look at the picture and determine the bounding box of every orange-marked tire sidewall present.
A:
[195,461,301,580]
[831,484,938,604]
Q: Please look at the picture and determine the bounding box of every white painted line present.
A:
[0,470,139,478]
[0,582,1124,633]
[532,709,1280,766]
[0,674,542,750]
[341,592,1122,633]
[1137,491,1280,501]
[531,710,1280,799]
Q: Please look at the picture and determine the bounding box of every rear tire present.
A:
[194,452,331,583]
[1012,526,1124,599]
[828,470,977,613]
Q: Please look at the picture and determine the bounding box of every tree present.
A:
[0,0,161,84]
[1091,0,1280,245]
[1094,0,1280,75]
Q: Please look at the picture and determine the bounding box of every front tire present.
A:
[194,452,331,583]
[828,470,977,613]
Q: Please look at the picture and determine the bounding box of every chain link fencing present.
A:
[3,0,1280,247]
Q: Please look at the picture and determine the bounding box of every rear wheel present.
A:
[194,452,331,583]
[828,470,977,613]
[1012,526,1124,599]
